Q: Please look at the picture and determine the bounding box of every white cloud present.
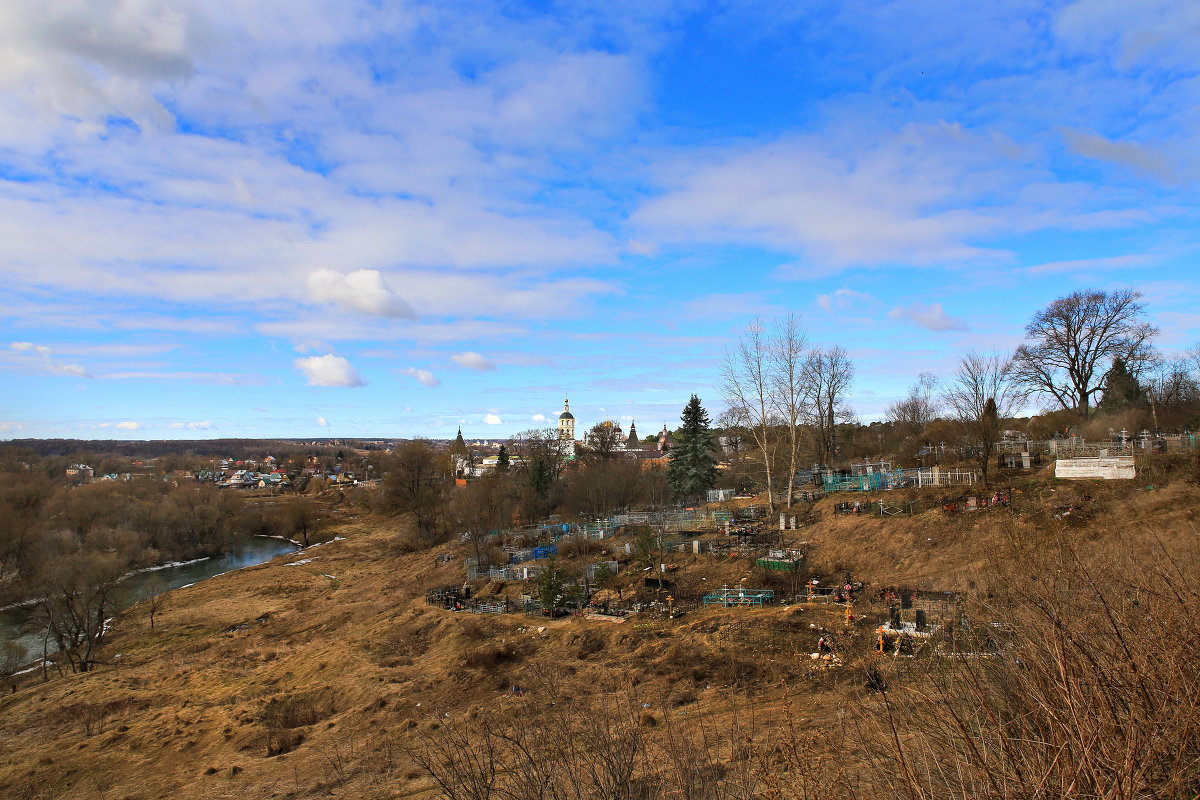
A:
[307,268,416,318]
[816,288,875,313]
[634,126,1014,268]
[8,341,91,377]
[294,354,366,387]
[483,413,503,425]
[316,416,328,427]
[678,292,781,319]
[401,367,440,387]
[168,421,212,430]
[1062,130,1176,182]
[1056,0,1200,72]
[0,0,197,130]
[115,421,142,431]
[1025,254,1158,275]
[888,303,970,332]
[450,351,495,370]
[531,413,547,422]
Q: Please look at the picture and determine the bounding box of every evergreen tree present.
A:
[496,444,510,472]
[667,395,718,503]
[1098,357,1144,413]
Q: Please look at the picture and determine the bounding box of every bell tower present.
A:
[557,396,576,441]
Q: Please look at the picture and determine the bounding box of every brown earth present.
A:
[1,466,1197,799]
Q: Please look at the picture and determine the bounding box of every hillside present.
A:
[1,465,1197,800]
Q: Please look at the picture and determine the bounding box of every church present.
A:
[556,395,653,456]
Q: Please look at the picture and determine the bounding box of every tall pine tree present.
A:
[667,395,718,503]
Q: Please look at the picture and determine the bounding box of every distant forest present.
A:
[5,438,400,458]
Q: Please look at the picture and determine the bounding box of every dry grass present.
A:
[1,466,1197,799]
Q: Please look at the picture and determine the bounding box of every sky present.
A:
[1,0,1199,441]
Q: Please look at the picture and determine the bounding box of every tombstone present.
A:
[779,513,787,531]
[915,609,928,631]
[1021,451,1031,469]
[889,607,901,628]
[693,539,700,555]
[966,496,978,511]
[789,516,797,529]
[901,592,913,610]
[624,543,632,555]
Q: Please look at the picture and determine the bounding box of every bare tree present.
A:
[1143,357,1200,431]
[143,573,167,631]
[802,346,855,466]
[943,351,1025,487]
[721,318,778,508]
[1012,289,1158,421]
[275,496,328,547]
[377,440,451,543]
[34,546,126,673]
[2,638,27,693]
[769,313,808,508]
[885,373,939,441]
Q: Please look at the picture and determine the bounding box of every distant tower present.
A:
[626,420,639,448]
[558,396,576,441]
[658,423,671,452]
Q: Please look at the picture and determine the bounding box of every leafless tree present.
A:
[1012,289,1158,421]
[377,440,451,543]
[802,346,855,466]
[582,421,625,459]
[943,351,1025,487]
[885,373,939,441]
[143,573,167,630]
[275,496,329,546]
[34,544,126,673]
[721,318,778,508]
[769,313,808,508]
[1143,357,1200,430]
[2,639,27,692]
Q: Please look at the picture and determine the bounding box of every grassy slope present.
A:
[1,469,1196,800]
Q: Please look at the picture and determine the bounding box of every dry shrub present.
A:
[852,531,1200,800]
[261,690,337,731]
[463,644,518,669]
[557,538,606,559]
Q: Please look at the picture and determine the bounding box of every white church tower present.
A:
[557,396,576,441]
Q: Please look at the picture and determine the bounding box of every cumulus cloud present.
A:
[115,421,142,431]
[401,367,440,387]
[9,341,91,377]
[531,413,547,422]
[307,269,416,318]
[316,416,328,427]
[483,413,503,425]
[168,421,212,430]
[294,354,367,387]
[450,351,495,370]
[888,303,970,332]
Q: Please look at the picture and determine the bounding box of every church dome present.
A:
[559,410,574,420]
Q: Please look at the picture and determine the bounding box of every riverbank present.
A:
[0,536,301,670]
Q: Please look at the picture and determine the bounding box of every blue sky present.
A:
[1,0,1198,440]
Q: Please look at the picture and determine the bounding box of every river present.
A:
[1,535,300,665]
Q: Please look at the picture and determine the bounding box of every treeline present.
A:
[3,438,390,459]
[722,289,1200,496]
[365,401,720,553]
[0,471,248,607]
